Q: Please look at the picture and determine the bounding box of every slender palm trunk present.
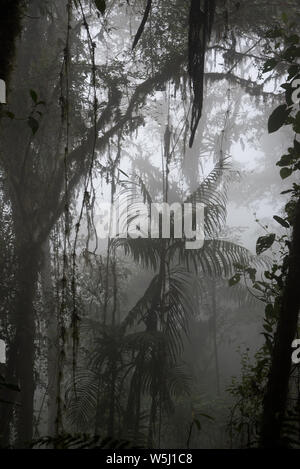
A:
[108,255,118,436]
[211,280,220,395]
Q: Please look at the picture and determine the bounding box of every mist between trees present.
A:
[95,200,205,250]
[0,0,300,450]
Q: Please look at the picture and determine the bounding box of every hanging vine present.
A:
[56,0,73,436]
[188,0,216,148]
[70,0,100,388]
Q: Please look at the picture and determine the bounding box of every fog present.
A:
[0,0,299,450]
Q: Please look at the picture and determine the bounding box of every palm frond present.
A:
[65,369,99,431]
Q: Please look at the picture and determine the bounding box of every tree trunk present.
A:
[260,197,300,448]
[13,240,40,447]
[0,343,17,447]
[40,239,58,438]
[0,207,41,446]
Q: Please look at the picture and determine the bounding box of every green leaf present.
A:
[27,116,39,135]
[294,138,300,154]
[263,322,273,333]
[293,111,300,133]
[256,234,276,255]
[94,0,106,14]
[30,89,38,103]
[262,333,273,354]
[281,189,293,194]
[280,167,293,179]
[277,154,293,167]
[273,215,290,228]
[263,58,278,73]
[287,64,299,80]
[253,282,264,292]
[265,303,274,318]
[229,274,241,286]
[245,267,256,282]
[268,104,291,133]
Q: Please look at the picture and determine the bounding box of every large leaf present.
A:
[273,215,290,228]
[268,104,291,133]
[256,234,275,255]
[280,167,293,179]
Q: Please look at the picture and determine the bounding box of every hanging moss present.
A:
[188,0,216,148]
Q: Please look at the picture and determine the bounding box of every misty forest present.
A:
[1,0,300,450]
